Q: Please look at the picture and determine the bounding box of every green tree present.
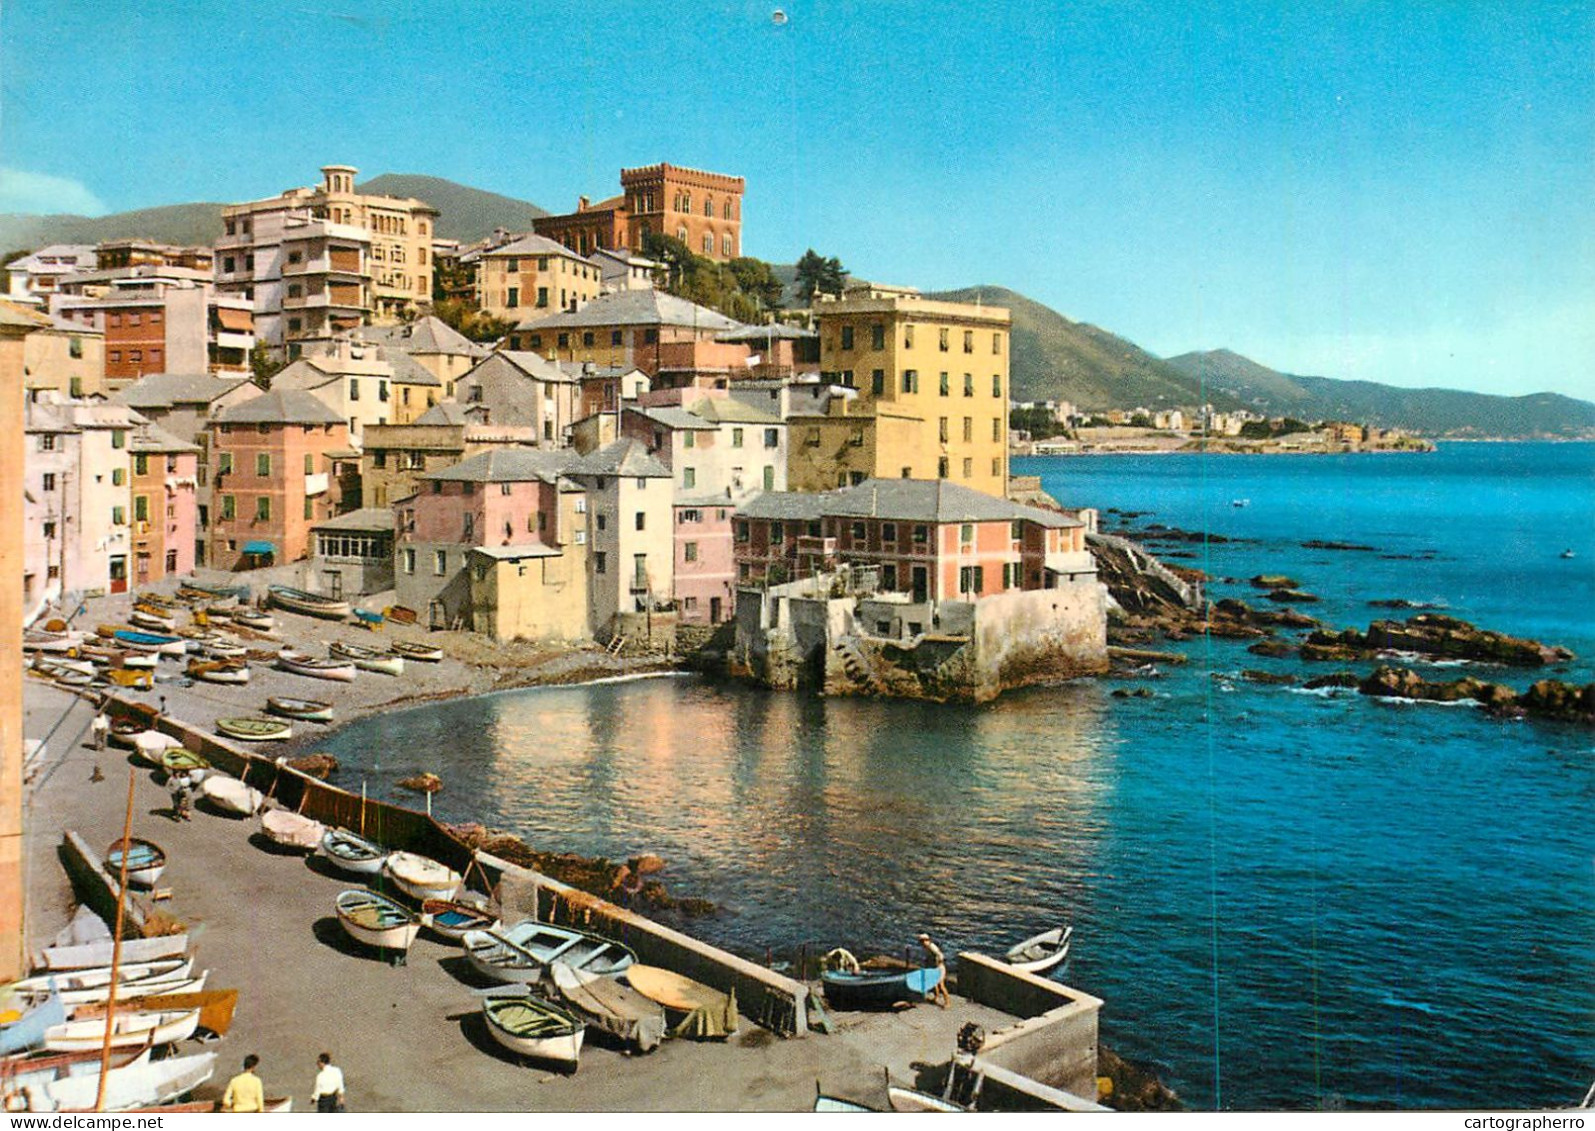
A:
[727,257,784,312]
[432,297,512,343]
[249,343,285,390]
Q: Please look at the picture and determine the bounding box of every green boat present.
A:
[215,716,293,742]
[159,749,210,775]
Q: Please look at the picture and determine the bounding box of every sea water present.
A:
[321,442,1594,1110]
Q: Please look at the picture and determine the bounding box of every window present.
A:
[644,329,658,344]
[962,457,973,478]
[109,350,121,363]
[69,336,82,359]
[913,524,929,544]
[558,333,569,348]
[963,417,973,442]
[732,428,744,448]
[506,258,519,273]
[112,505,125,525]
[134,495,149,522]
[684,542,698,562]
[702,233,713,255]
[763,465,775,490]
[128,313,141,327]
[221,495,236,519]
[536,287,549,308]
[939,328,949,351]
[677,226,688,243]
[43,521,55,539]
[463,513,474,539]
[133,454,148,475]
[304,497,314,519]
[840,325,854,350]
[871,323,885,350]
[679,509,701,524]
[255,496,271,521]
[635,511,646,531]
[993,332,1002,354]
[111,468,125,486]
[992,457,1001,477]
[959,565,984,594]
[993,374,1002,397]
[508,287,519,308]
[872,369,885,394]
[256,453,271,477]
[218,452,233,475]
[349,379,360,401]
[39,434,55,452]
[682,467,696,489]
[734,521,750,543]
[111,430,125,449]
[993,418,1002,442]
[880,522,897,543]
[902,369,919,394]
[961,373,974,397]
[770,523,784,545]
[433,550,448,576]
[938,457,949,479]
[595,551,607,574]
[851,521,866,542]
[288,284,303,298]
[722,233,733,256]
[964,330,974,353]
[402,548,416,574]
[939,417,949,442]
[940,372,950,396]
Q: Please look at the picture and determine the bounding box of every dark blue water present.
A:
[322,443,1594,1110]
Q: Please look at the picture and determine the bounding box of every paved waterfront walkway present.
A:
[22,680,1014,1112]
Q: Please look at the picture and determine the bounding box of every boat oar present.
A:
[479,929,546,969]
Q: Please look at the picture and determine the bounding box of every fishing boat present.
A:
[215,716,291,742]
[197,638,249,660]
[197,774,264,816]
[232,608,275,631]
[887,1085,968,1112]
[159,748,210,777]
[334,889,422,962]
[187,658,250,685]
[266,695,333,723]
[0,993,67,1055]
[109,717,155,751]
[111,629,187,656]
[383,851,462,902]
[259,808,325,852]
[1003,925,1073,975]
[814,1093,878,1113]
[201,604,236,622]
[277,648,357,682]
[480,991,585,1070]
[389,639,444,663]
[104,837,167,888]
[32,662,96,688]
[133,731,185,768]
[22,628,84,653]
[180,579,251,602]
[129,607,177,633]
[327,640,403,676]
[623,965,739,1038]
[71,989,239,1039]
[32,655,95,678]
[5,957,198,1006]
[84,646,157,670]
[318,828,388,876]
[549,960,665,1053]
[34,933,190,972]
[267,584,351,621]
[43,1006,201,1051]
[462,921,636,985]
[821,966,943,1010]
[13,1050,216,1113]
[420,897,500,943]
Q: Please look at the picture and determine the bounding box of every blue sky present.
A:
[2,1,1590,399]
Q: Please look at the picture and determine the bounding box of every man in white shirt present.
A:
[310,1052,345,1112]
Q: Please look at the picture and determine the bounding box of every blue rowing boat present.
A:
[821,966,942,1010]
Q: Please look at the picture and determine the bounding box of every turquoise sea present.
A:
[320,442,1594,1110]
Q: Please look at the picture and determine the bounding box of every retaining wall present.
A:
[955,951,1103,1100]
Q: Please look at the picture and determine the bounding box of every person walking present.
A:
[169,768,194,822]
[309,1052,345,1112]
[221,1054,265,1112]
[917,932,950,1010]
[90,708,109,751]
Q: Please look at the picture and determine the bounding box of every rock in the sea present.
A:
[1364,615,1572,667]
[398,771,443,793]
[1247,640,1296,659]
[1302,540,1377,552]
[1250,575,1300,589]
[1240,669,1296,686]
[1357,666,1517,707]
[1303,671,1361,690]
[1517,680,1595,725]
[1266,588,1320,604]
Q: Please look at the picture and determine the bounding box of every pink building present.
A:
[672,500,735,625]
[129,422,199,585]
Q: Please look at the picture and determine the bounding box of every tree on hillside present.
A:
[250,343,286,390]
[727,257,784,312]
[433,297,512,343]
[641,234,788,324]
[641,233,695,292]
[794,249,846,302]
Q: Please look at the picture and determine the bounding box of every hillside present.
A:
[1166,349,1595,439]
[929,286,1244,412]
[0,203,226,252]
[355,175,546,242]
[0,176,547,255]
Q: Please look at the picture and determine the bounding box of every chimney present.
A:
[578,196,590,211]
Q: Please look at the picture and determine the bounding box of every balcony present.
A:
[283,290,366,311]
[795,535,836,556]
[283,255,367,279]
[305,472,329,496]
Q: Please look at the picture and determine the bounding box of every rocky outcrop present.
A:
[1303,671,1361,690]
[1215,598,1319,631]
[1265,588,1320,604]
[1088,532,1204,616]
[1357,666,1593,725]
[1309,615,1574,667]
[1302,539,1376,551]
[1517,680,1595,725]
[1250,574,1299,589]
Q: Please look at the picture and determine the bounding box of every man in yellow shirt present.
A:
[222,1054,265,1112]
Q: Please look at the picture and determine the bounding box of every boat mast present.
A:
[94,766,137,1111]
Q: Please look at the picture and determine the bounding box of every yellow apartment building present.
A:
[474,234,602,323]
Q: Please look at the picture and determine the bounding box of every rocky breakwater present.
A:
[1358,666,1595,726]
[1303,614,1576,667]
